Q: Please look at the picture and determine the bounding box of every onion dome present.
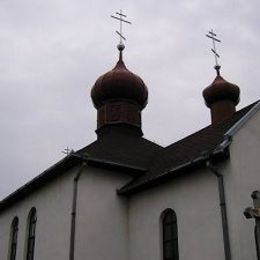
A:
[203,66,240,125]
[91,52,148,109]
[91,48,148,135]
[203,66,240,107]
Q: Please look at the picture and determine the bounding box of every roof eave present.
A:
[118,100,260,197]
[0,152,146,212]
[0,155,79,212]
[118,149,228,196]
[224,101,260,138]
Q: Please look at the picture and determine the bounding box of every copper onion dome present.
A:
[91,47,148,134]
[203,68,240,107]
[91,52,148,110]
[203,66,240,125]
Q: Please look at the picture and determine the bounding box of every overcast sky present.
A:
[0,0,259,199]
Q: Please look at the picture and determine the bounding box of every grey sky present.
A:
[0,0,259,199]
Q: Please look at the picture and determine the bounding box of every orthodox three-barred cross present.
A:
[206,29,221,73]
[111,10,132,50]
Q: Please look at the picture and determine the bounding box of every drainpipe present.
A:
[69,162,87,260]
[206,160,231,260]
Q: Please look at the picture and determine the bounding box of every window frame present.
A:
[26,207,37,260]
[161,209,179,260]
[9,216,19,260]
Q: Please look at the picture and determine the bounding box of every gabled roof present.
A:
[0,101,259,210]
[118,101,260,195]
[0,155,78,212]
[0,152,149,212]
[78,125,163,169]
[0,126,162,212]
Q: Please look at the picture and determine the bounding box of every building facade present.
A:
[0,45,259,260]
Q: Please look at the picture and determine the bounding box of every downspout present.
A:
[206,160,231,260]
[69,161,87,260]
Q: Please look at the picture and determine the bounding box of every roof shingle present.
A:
[118,101,258,195]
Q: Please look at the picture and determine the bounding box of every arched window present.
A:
[9,217,19,260]
[26,208,37,260]
[162,209,179,260]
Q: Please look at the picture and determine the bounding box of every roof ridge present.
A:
[119,100,259,195]
[164,100,259,150]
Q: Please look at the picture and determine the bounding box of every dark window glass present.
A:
[26,208,37,260]
[9,217,19,260]
[162,210,179,260]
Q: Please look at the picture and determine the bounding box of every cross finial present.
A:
[206,29,221,75]
[62,146,73,156]
[111,10,132,52]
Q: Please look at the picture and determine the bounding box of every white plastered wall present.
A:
[223,108,260,259]
[0,166,76,260]
[1,109,258,260]
[74,167,131,260]
[0,164,132,260]
[128,169,224,260]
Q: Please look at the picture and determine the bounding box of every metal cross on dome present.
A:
[111,10,132,50]
[62,146,72,156]
[206,29,221,69]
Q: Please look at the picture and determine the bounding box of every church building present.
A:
[0,26,260,260]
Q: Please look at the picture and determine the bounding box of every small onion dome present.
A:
[203,73,240,108]
[91,53,148,109]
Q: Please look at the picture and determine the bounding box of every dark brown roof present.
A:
[0,152,148,212]
[118,101,258,195]
[0,101,258,210]
[0,125,162,212]
[78,125,163,169]
[0,156,78,211]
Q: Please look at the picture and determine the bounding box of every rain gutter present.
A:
[69,161,86,260]
[206,160,231,260]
